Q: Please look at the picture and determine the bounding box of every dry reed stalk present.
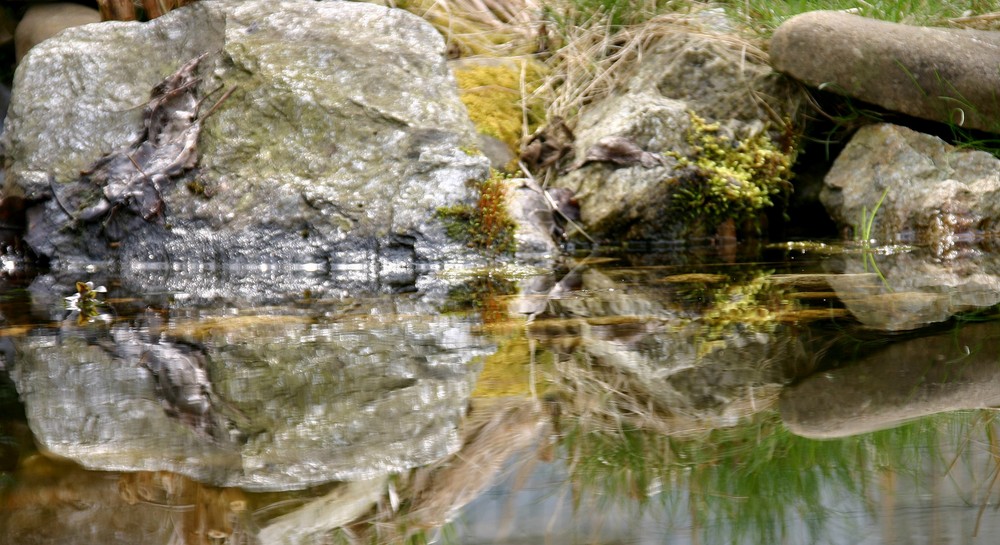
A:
[402,398,545,526]
[947,11,1000,29]
[548,346,780,440]
[97,0,137,21]
[532,8,769,122]
[370,0,543,56]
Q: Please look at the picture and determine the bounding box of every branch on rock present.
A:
[51,53,233,227]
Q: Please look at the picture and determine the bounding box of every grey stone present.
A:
[771,11,1000,132]
[781,321,1000,438]
[553,30,799,240]
[821,123,1000,248]
[3,0,490,270]
[505,178,563,260]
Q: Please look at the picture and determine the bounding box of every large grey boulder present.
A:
[822,123,1000,247]
[3,0,489,270]
[553,29,798,240]
[771,11,1000,132]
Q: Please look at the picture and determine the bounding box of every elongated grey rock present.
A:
[771,11,1000,132]
[781,321,1000,438]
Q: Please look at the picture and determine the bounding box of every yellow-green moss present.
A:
[669,112,794,233]
[453,62,547,158]
[436,169,517,256]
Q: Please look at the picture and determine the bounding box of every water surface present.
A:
[2,243,1000,544]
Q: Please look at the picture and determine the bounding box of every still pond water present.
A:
[2,243,1000,544]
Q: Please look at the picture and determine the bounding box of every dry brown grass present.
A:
[369,1,771,137]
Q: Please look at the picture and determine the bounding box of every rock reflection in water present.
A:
[514,266,805,430]
[10,247,1000,543]
[11,294,491,491]
[782,320,1000,438]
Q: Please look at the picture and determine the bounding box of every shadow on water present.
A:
[4,243,1000,543]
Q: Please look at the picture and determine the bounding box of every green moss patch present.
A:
[669,112,794,234]
[436,170,517,257]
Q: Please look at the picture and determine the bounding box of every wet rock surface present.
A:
[771,11,1000,132]
[821,123,1000,248]
[3,0,489,271]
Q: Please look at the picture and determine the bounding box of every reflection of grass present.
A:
[559,408,983,544]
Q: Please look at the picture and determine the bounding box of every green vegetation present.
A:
[669,112,794,233]
[436,170,517,257]
[856,186,889,243]
[720,0,999,37]
[63,281,111,324]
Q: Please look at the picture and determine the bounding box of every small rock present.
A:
[771,11,1000,132]
[476,133,514,170]
[821,123,1000,248]
[552,27,800,241]
[14,3,101,63]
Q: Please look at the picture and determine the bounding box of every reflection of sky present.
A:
[450,436,1000,545]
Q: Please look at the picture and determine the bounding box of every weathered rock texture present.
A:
[12,300,489,491]
[782,321,1000,438]
[553,29,799,240]
[822,123,1000,248]
[3,0,489,270]
[771,11,1000,132]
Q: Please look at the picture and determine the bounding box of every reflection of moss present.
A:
[440,272,518,323]
[436,170,517,257]
[669,112,794,234]
[472,337,553,398]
